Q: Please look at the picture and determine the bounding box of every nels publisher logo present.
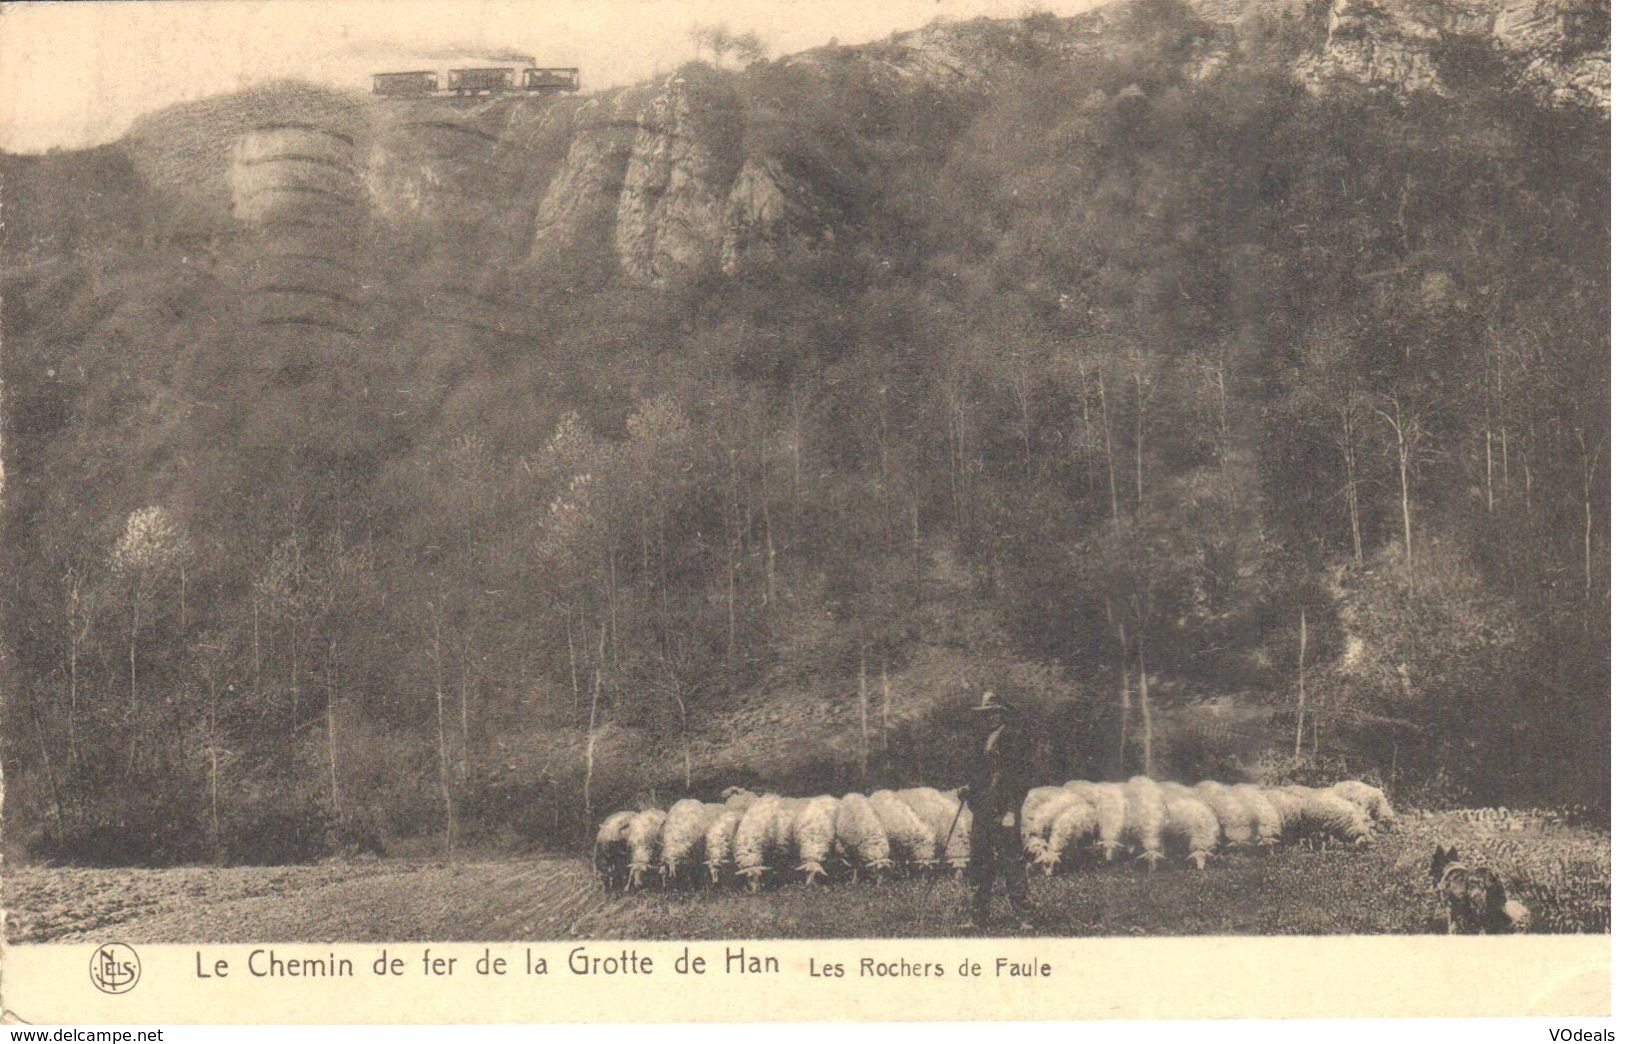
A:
[90,943,141,994]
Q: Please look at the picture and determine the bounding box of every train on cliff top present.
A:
[373,65,581,97]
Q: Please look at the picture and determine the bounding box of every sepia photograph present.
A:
[0,0,1609,1014]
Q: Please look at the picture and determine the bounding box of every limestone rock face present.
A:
[612,74,744,283]
[721,156,833,272]
[1289,0,1609,106]
[530,86,651,265]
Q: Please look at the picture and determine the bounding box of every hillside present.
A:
[0,0,1609,866]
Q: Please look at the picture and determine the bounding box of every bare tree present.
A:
[1374,396,1424,574]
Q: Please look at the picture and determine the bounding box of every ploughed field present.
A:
[5,812,1606,942]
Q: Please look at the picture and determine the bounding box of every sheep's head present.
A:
[1505,899,1531,933]
[866,857,895,877]
[706,862,724,885]
[627,862,652,890]
[914,857,940,873]
[1097,840,1121,862]
[1035,852,1061,877]
[1135,849,1165,871]
[736,867,764,893]
[798,861,827,885]
[1187,850,1211,870]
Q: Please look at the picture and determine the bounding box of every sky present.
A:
[0,0,1109,154]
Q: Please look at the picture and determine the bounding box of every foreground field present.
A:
[5,813,1606,943]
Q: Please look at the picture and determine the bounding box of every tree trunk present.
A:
[760,460,778,607]
[1116,620,1131,778]
[1376,403,1414,574]
[1213,351,1235,508]
[1137,631,1153,776]
[675,685,692,791]
[1580,434,1602,604]
[431,609,455,856]
[457,636,471,782]
[28,701,64,844]
[910,497,923,609]
[208,672,221,853]
[1096,366,1120,529]
[857,645,870,782]
[566,621,580,711]
[1132,365,1146,514]
[1342,407,1364,565]
[1398,435,1412,571]
[1294,609,1308,762]
[252,601,261,690]
[880,659,892,753]
[326,639,342,817]
[583,622,607,839]
[129,600,140,711]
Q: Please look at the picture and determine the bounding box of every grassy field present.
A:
[4,812,1607,943]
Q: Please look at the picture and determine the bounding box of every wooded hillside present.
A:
[1,0,1607,865]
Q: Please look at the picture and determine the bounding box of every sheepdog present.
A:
[1429,844,1529,934]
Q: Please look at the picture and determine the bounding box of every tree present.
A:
[689,23,767,68]
[109,505,190,771]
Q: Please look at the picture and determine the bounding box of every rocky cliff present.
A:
[1288,0,1609,105]
[11,0,1609,290]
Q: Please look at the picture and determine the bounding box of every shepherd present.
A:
[958,689,1038,933]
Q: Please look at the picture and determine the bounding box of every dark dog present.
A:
[1430,844,1529,934]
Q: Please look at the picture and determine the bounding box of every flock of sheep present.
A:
[594,786,972,892]
[1022,777,1394,873]
[593,778,1395,892]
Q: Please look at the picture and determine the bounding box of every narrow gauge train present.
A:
[372,67,581,97]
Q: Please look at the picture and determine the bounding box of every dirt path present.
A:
[5,859,608,943]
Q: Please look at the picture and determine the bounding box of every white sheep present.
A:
[660,799,722,887]
[936,788,974,872]
[593,810,638,892]
[1022,791,1084,861]
[869,790,938,869]
[1295,786,1374,847]
[721,786,759,813]
[733,794,783,891]
[1091,781,1128,861]
[1021,785,1065,845]
[1195,780,1256,848]
[791,795,841,883]
[1261,783,1313,839]
[1122,776,1167,869]
[1232,783,1283,849]
[703,808,743,884]
[1159,785,1221,868]
[625,807,668,889]
[772,796,809,862]
[1034,799,1098,876]
[1261,786,1310,844]
[897,787,954,865]
[835,792,894,879]
[1331,780,1396,828]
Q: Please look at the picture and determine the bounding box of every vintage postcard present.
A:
[0,0,1609,1026]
